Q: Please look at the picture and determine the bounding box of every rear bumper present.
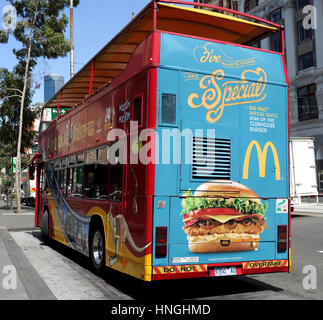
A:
[151,259,289,280]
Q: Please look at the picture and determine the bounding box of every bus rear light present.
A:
[277,225,287,252]
[155,227,167,258]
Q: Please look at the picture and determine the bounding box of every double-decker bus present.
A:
[29,0,290,281]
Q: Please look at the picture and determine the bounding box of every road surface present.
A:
[1,210,321,300]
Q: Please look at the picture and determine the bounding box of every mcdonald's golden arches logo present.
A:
[243,140,281,180]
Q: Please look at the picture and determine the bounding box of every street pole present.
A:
[10,157,13,210]
[70,0,74,78]
[18,155,21,201]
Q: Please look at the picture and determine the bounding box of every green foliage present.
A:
[0,0,80,211]
[0,30,9,43]
[8,0,80,76]
[0,144,16,172]
[1,176,12,188]
[0,143,15,192]
[0,68,37,151]
[0,143,29,191]
[181,189,268,216]
[0,0,77,154]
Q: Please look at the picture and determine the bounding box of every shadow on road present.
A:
[29,230,284,300]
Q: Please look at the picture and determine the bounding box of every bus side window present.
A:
[132,95,142,127]
[84,164,108,200]
[75,167,84,197]
[84,164,95,199]
[58,169,67,195]
[109,165,122,202]
[54,170,58,185]
[63,169,67,195]
[40,168,45,191]
[67,168,73,197]
[43,165,49,193]
[95,164,108,199]
[69,166,84,198]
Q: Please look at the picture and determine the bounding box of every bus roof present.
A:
[43,0,281,115]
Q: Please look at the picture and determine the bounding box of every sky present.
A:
[0,0,151,104]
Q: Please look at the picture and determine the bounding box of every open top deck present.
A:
[42,0,282,117]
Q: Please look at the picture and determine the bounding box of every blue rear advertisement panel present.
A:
[153,33,289,267]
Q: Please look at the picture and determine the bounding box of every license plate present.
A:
[213,267,237,277]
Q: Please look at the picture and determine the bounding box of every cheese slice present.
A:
[183,214,246,224]
[203,214,246,224]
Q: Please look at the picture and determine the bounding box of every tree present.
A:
[0,68,37,149]
[0,68,37,209]
[0,143,18,209]
[0,142,29,209]
[1,0,79,213]
[0,30,9,43]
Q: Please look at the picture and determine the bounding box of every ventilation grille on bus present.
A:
[192,137,231,180]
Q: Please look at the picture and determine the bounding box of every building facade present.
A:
[44,74,64,103]
[195,0,323,191]
[194,0,239,10]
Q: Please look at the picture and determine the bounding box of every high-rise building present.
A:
[44,74,64,103]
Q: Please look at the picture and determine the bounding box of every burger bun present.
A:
[194,180,261,204]
[187,233,260,253]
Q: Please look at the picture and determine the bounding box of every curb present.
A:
[0,228,56,300]
[7,227,38,232]
[291,212,323,218]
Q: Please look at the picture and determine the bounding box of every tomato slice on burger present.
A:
[182,208,265,227]
[183,208,240,221]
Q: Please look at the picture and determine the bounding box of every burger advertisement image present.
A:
[181,180,269,253]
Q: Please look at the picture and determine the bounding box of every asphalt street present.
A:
[247,212,323,300]
[0,201,322,300]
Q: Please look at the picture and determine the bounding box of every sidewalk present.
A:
[293,203,323,216]
[0,202,35,232]
[0,201,55,300]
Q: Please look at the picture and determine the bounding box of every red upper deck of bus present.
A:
[39,0,282,128]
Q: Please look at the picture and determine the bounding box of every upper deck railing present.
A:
[40,0,283,127]
[159,0,282,29]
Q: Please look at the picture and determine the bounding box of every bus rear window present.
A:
[161,93,176,125]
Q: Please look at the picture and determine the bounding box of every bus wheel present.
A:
[41,210,49,242]
[89,223,106,274]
